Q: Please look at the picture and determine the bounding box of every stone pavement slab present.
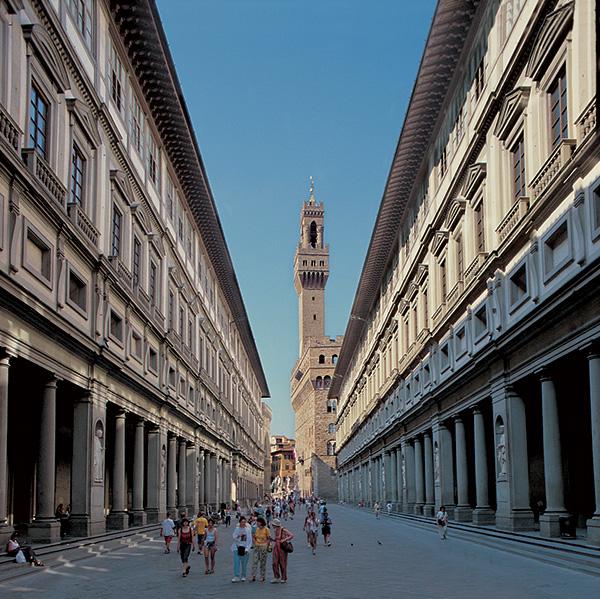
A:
[1,505,598,598]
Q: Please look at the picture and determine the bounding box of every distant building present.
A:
[291,180,341,500]
[331,0,600,545]
[262,404,273,499]
[270,435,296,497]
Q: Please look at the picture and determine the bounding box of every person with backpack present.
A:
[321,508,332,546]
[176,517,195,577]
[436,505,449,540]
[270,518,294,584]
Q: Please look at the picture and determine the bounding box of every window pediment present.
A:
[494,86,530,141]
[526,1,574,80]
[147,232,165,257]
[431,230,449,257]
[462,162,486,200]
[110,169,135,205]
[444,197,467,231]
[66,97,101,147]
[415,263,428,286]
[22,23,70,92]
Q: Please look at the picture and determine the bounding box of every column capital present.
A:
[581,341,600,361]
[0,348,16,364]
[535,366,553,382]
[454,414,464,424]
[76,389,93,404]
[44,374,59,388]
[135,417,145,428]
[472,404,483,416]
[115,408,126,419]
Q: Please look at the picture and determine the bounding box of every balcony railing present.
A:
[530,139,575,203]
[22,148,66,207]
[108,255,133,289]
[67,202,99,246]
[576,98,596,144]
[496,196,530,244]
[0,104,20,152]
[464,252,487,286]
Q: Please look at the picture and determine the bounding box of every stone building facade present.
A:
[0,0,270,545]
[291,182,341,500]
[270,435,296,497]
[331,0,600,543]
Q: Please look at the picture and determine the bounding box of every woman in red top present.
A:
[177,518,195,577]
[270,518,294,584]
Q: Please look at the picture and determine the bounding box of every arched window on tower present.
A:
[318,354,325,364]
[323,375,331,388]
[327,440,336,456]
[309,221,318,248]
[327,399,337,413]
[332,354,338,365]
[328,423,336,434]
[315,376,323,389]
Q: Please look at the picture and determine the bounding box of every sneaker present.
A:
[241,577,246,582]
[270,578,281,584]
[232,577,240,583]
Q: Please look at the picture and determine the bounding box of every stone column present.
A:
[405,441,416,512]
[423,431,435,516]
[211,453,218,506]
[390,449,398,504]
[438,422,455,510]
[177,439,187,514]
[472,407,494,524]
[198,449,205,508]
[539,371,567,537]
[203,451,211,509]
[107,410,128,530]
[186,444,197,516]
[383,451,391,502]
[167,435,177,515]
[146,426,162,523]
[30,376,61,542]
[0,353,11,543]
[586,351,600,544]
[453,415,472,521]
[414,437,425,514]
[395,448,403,509]
[131,419,146,526]
[70,391,93,536]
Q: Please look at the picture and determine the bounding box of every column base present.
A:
[146,508,161,524]
[28,519,61,543]
[539,511,569,538]
[423,504,435,517]
[413,504,424,515]
[0,523,12,547]
[131,511,147,527]
[177,505,188,517]
[167,505,177,518]
[107,511,129,531]
[496,508,535,531]
[69,514,92,537]
[453,505,473,522]
[586,517,600,545]
[472,507,496,525]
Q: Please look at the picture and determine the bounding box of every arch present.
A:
[328,423,336,434]
[327,440,336,456]
[332,354,338,364]
[323,375,331,388]
[318,354,325,364]
[315,376,323,389]
[309,221,318,248]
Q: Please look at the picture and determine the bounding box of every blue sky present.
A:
[157,0,436,437]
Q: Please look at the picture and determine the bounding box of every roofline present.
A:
[329,0,482,399]
[110,0,269,397]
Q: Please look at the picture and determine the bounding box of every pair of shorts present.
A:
[322,526,331,535]
[180,543,192,562]
[164,535,173,543]
[197,533,206,545]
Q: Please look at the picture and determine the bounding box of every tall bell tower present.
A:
[294,177,329,355]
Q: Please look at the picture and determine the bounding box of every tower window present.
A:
[318,354,325,364]
[313,314,316,320]
[309,221,318,247]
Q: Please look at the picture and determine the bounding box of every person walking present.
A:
[225,506,232,527]
[193,511,209,554]
[176,518,195,577]
[386,501,392,515]
[374,501,381,519]
[203,519,218,574]
[321,508,332,546]
[270,518,294,584]
[436,506,449,540]
[160,512,176,554]
[231,515,253,582]
[304,511,319,555]
[250,516,271,582]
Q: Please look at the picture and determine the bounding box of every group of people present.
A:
[370,500,450,540]
[161,499,297,583]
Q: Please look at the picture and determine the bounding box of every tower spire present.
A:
[308,176,316,204]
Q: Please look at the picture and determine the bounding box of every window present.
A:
[327,399,337,413]
[29,84,49,159]
[439,258,447,301]
[328,423,336,434]
[474,202,485,253]
[148,346,158,373]
[474,58,485,100]
[130,94,143,154]
[543,219,571,279]
[131,330,142,360]
[168,366,176,388]
[326,440,336,456]
[149,259,158,304]
[168,290,175,330]
[111,203,122,256]
[511,135,526,201]
[24,225,52,284]
[147,132,158,184]
[166,176,175,221]
[440,342,450,371]
[108,40,124,112]
[309,221,318,247]
[67,0,93,49]
[509,263,528,307]
[456,235,464,279]
[132,236,142,288]
[549,68,568,148]
[188,318,194,349]
[455,327,467,356]
[178,214,184,242]
[315,376,323,389]
[318,354,325,364]
[68,268,87,313]
[593,185,600,235]
[109,310,123,342]
[179,306,184,339]
[439,146,447,178]
[70,144,86,206]
[423,288,429,326]
[473,305,488,339]
[324,375,331,388]
[332,354,338,365]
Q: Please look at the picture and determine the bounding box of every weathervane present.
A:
[309,176,315,203]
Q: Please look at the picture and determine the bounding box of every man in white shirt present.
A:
[161,512,176,553]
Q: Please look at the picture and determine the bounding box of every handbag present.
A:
[280,540,294,554]
[237,545,246,556]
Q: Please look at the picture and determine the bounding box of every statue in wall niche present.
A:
[160,444,167,489]
[433,443,440,483]
[93,421,104,483]
[401,453,406,489]
[496,427,507,477]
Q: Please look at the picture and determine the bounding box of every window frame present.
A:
[66,0,95,53]
[542,214,573,283]
[23,219,53,289]
[28,81,50,160]
[110,202,123,257]
[69,141,87,207]
[66,262,88,317]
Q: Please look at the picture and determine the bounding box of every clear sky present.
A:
[156,0,436,437]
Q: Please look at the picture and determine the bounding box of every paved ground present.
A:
[1,505,598,598]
